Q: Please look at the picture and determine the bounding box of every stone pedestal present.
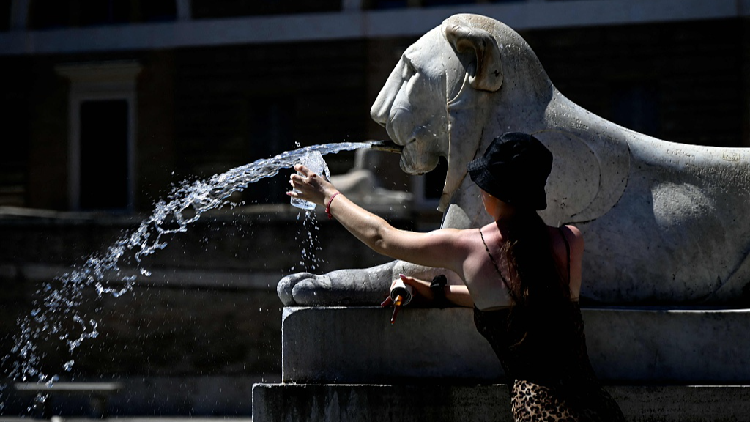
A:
[252,383,750,422]
[252,306,750,421]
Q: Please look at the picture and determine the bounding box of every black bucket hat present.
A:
[467,132,553,210]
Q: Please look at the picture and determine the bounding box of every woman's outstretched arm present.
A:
[288,164,471,276]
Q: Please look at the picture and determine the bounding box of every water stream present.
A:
[1,141,375,400]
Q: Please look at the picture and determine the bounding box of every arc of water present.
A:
[3,141,375,386]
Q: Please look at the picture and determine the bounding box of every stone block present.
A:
[281,306,750,383]
[281,306,502,383]
[252,383,512,422]
[609,385,750,422]
[585,307,750,382]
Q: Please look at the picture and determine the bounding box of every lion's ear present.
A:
[444,24,503,92]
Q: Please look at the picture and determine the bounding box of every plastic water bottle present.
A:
[291,150,330,211]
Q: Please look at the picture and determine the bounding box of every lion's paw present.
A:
[278,272,314,305]
[277,272,334,306]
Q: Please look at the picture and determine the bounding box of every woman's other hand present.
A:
[287,164,337,206]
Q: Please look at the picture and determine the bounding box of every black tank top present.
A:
[473,227,598,386]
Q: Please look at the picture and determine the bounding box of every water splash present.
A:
[292,210,325,273]
[2,141,374,386]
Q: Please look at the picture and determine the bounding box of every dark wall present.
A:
[172,40,370,205]
[0,56,32,207]
[524,19,749,147]
[191,0,341,18]
[27,59,70,210]
[136,50,177,210]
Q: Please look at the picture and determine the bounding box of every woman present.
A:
[288,132,625,422]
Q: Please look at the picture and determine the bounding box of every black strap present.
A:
[558,226,571,284]
[479,228,519,304]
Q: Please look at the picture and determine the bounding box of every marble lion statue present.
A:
[279,13,750,306]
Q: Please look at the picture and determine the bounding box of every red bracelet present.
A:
[326,191,341,219]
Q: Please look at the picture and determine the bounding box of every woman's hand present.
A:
[380,274,475,309]
[380,274,433,307]
[287,164,337,206]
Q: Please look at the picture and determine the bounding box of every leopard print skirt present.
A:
[510,379,626,422]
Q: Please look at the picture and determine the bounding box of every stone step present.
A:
[252,383,750,422]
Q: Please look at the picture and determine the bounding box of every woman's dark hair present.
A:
[501,210,570,307]
[499,209,571,351]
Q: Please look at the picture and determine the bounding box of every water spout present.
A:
[369,140,403,154]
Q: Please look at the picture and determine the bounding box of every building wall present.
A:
[0,55,32,207]
[27,58,70,209]
[525,18,750,148]
[136,50,177,210]
[2,40,374,211]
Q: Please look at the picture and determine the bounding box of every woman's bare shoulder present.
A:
[424,227,480,249]
[548,224,584,252]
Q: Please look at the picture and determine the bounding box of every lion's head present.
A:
[370,14,507,211]
[370,14,628,226]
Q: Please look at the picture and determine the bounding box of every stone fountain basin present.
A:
[280,306,750,383]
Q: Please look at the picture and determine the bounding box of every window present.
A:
[56,62,141,211]
[79,100,129,210]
